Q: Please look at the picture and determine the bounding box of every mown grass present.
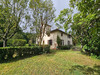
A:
[0,50,100,75]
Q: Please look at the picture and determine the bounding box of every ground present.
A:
[0,50,100,75]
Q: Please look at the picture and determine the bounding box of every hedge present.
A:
[58,45,72,50]
[0,46,43,61]
[43,45,50,53]
[0,40,3,47]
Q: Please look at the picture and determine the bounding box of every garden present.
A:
[0,0,100,75]
[0,49,100,75]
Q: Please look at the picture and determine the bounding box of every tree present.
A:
[57,35,62,46]
[55,8,73,32]
[0,0,28,47]
[29,0,55,46]
[55,0,100,55]
[70,0,100,55]
[54,8,78,45]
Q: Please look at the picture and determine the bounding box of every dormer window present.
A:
[61,33,63,36]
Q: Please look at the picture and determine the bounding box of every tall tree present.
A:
[0,0,28,47]
[55,8,73,32]
[29,0,55,45]
[70,0,100,54]
[55,0,100,55]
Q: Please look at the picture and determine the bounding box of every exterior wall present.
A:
[42,31,73,49]
[36,25,73,49]
[36,25,51,45]
[52,31,73,45]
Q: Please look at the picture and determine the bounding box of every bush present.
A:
[91,53,100,59]
[25,44,29,47]
[30,44,39,46]
[43,45,50,53]
[58,45,72,50]
[7,39,27,46]
[0,40,3,47]
[0,46,43,61]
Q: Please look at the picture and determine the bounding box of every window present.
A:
[61,40,64,46]
[48,40,52,45]
[68,41,70,45]
[61,33,63,36]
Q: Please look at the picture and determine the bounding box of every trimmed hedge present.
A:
[43,45,50,53]
[58,45,72,50]
[0,46,43,61]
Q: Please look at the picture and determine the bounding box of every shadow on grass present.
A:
[42,50,58,57]
[45,49,69,57]
[0,54,39,63]
[69,65,100,75]
[0,50,59,63]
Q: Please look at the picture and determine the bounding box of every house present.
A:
[36,25,73,49]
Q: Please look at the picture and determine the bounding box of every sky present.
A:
[51,0,70,30]
[23,0,78,32]
[51,0,70,17]
[51,0,78,31]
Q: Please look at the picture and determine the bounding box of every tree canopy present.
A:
[29,0,55,45]
[55,0,100,55]
[0,0,28,47]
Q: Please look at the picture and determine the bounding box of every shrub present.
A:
[57,35,62,46]
[25,44,29,47]
[58,45,72,50]
[30,44,39,46]
[0,46,43,61]
[7,39,27,46]
[97,56,100,59]
[43,45,50,53]
[0,40,3,47]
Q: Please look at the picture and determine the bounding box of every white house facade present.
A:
[36,25,73,49]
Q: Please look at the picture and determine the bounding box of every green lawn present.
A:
[0,50,100,75]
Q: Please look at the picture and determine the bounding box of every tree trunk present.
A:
[3,39,7,47]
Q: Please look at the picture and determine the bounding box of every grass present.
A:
[0,50,100,75]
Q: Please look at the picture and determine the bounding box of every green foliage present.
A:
[43,45,50,53]
[57,35,62,46]
[29,0,55,45]
[55,0,100,55]
[0,40,3,47]
[12,33,25,39]
[55,8,73,31]
[70,0,100,55]
[0,0,28,47]
[58,45,72,50]
[91,53,100,59]
[25,44,30,47]
[0,46,43,61]
[7,39,27,46]
[30,44,39,46]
